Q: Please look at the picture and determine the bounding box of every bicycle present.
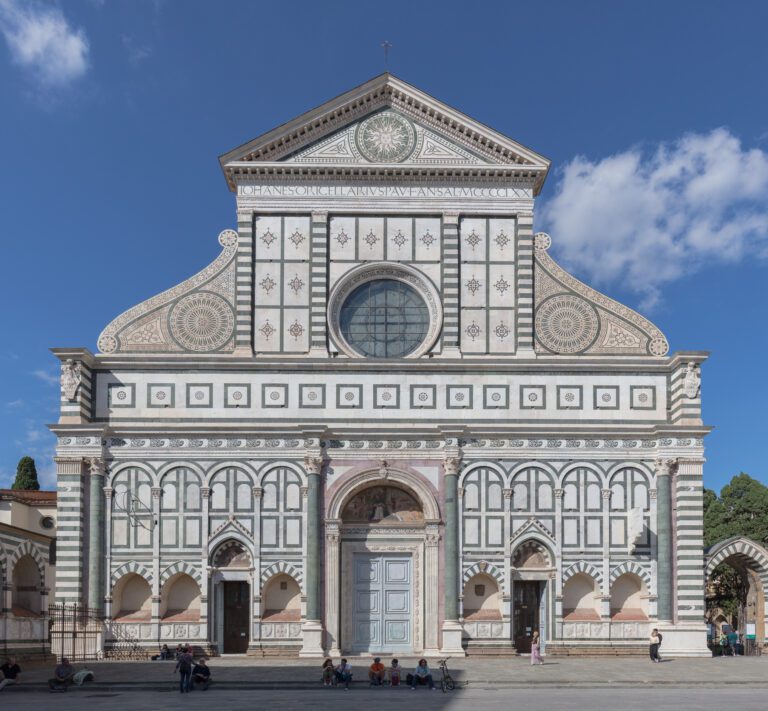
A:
[437,657,455,692]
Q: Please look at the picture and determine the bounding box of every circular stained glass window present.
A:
[339,279,430,358]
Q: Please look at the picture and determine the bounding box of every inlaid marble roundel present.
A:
[535,293,599,354]
[169,291,234,352]
[355,111,416,163]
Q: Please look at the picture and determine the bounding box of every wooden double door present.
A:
[513,581,542,653]
[223,581,249,653]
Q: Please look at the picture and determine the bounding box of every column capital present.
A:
[503,488,513,499]
[201,487,211,499]
[151,487,162,499]
[87,457,105,476]
[654,457,678,476]
[601,488,612,500]
[301,486,309,498]
[304,455,324,475]
[649,488,658,499]
[554,488,564,499]
[252,486,263,499]
[311,210,329,223]
[443,456,462,477]
[103,487,114,499]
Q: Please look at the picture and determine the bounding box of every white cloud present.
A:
[5,398,23,408]
[32,368,58,386]
[122,34,151,64]
[0,0,89,87]
[539,128,768,309]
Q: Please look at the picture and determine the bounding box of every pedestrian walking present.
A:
[531,630,543,665]
[175,648,193,692]
[649,628,661,662]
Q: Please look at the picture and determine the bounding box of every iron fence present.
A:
[48,603,103,662]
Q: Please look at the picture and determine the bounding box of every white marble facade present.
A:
[51,74,710,657]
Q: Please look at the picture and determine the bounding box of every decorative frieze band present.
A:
[59,435,705,452]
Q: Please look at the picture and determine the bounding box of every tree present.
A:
[704,473,768,629]
[704,473,768,548]
[11,456,40,491]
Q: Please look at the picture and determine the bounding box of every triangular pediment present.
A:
[284,108,488,165]
[220,74,550,192]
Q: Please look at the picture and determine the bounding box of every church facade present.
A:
[51,74,710,657]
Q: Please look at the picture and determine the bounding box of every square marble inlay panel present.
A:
[447,385,472,409]
[483,385,509,409]
[374,385,399,409]
[225,384,250,408]
[557,386,583,410]
[594,386,619,410]
[630,386,656,410]
[520,384,545,409]
[148,383,174,408]
[262,383,288,408]
[108,383,135,408]
[337,384,362,409]
[187,384,212,408]
[410,385,436,409]
[300,384,325,408]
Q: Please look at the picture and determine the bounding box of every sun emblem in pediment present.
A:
[355,111,416,163]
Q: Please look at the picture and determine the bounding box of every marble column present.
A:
[151,486,162,639]
[655,458,676,622]
[300,453,324,656]
[441,454,465,654]
[87,457,106,612]
[103,487,113,618]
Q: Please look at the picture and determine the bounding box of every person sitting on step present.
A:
[368,657,385,686]
[322,658,334,686]
[387,658,402,686]
[407,659,436,690]
[335,658,352,690]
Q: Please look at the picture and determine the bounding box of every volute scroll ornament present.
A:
[60,359,82,401]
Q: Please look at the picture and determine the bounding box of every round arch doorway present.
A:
[324,466,441,656]
[705,536,768,653]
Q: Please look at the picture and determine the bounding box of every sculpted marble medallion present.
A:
[355,111,416,163]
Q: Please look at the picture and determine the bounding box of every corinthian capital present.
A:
[443,456,462,477]
[304,455,324,475]
[654,457,678,476]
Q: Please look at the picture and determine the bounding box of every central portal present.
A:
[352,553,412,653]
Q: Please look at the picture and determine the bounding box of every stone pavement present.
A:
[3,687,768,711]
[6,654,768,693]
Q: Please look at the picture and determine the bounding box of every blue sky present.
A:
[1,0,767,492]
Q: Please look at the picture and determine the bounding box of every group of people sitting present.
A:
[172,643,211,692]
[322,657,437,690]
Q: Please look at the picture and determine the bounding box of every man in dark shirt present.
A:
[48,658,75,691]
[191,658,211,691]
[0,656,21,691]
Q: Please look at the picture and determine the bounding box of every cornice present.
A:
[79,350,707,373]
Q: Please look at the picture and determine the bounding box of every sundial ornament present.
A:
[355,111,417,163]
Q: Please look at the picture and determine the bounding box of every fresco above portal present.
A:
[341,486,424,524]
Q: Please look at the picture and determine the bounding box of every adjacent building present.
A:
[0,487,56,658]
[50,74,710,657]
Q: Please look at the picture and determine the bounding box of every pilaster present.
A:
[234,208,254,355]
[309,210,329,355]
[324,519,341,655]
[515,214,535,353]
[440,212,460,355]
[54,456,86,604]
[151,486,162,639]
